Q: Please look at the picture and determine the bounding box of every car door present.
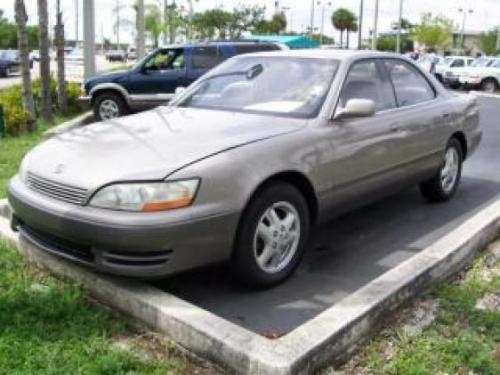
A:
[318,58,408,212]
[127,48,186,102]
[381,58,450,179]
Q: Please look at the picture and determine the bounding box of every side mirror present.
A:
[175,86,186,96]
[334,99,376,120]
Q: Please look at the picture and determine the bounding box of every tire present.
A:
[481,78,498,93]
[0,67,6,78]
[419,138,463,202]
[435,74,443,83]
[93,92,129,121]
[232,183,310,288]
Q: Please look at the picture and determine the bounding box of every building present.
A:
[243,34,319,49]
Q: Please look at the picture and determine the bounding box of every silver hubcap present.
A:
[99,99,120,119]
[441,147,459,194]
[253,201,301,274]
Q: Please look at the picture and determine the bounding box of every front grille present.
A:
[26,172,89,205]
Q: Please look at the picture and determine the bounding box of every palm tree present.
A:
[14,0,36,131]
[54,0,67,114]
[37,0,52,121]
[331,8,357,48]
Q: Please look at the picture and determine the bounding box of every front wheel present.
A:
[419,138,463,202]
[232,183,310,288]
[93,92,129,121]
[481,78,498,93]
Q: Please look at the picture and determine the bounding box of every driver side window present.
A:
[339,59,397,112]
[144,49,185,71]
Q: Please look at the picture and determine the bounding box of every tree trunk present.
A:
[14,0,36,132]
[55,0,67,114]
[347,31,350,49]
[37,0,52,121]
[340,30,344,48]
[136,0,145,59]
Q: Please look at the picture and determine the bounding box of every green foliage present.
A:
[145,3,164,48]
[193,5,266,39]
[377,35,414,52]
[0,8,38,49]
[413,13,453,49]
[480,29,500,55]
[331,8,357,48]
[0,78,82,136]
[0,241,187,373]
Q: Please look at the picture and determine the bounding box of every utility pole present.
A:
[83,0,95,80]
[358,0,364,49]
[116,0,120,49]
[318,1,332,45]
[137,0,145,58]
[396,0,403,53]
[75,0,79,44]
[163,0,168,45]
[309,0,315,38]
[459,8,473,51]
[187,0,194,42]
[372,0,379,50]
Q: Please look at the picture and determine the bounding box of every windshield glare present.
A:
[177,56,339,118]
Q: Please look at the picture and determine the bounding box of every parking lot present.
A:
[154,95,500,335]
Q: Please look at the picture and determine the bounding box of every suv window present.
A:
[192,46,218,69]
[145,49,185,71]
[384,59,435,107]
[451,59,465,68]
[339,59,397,111]
[233,43,280,54]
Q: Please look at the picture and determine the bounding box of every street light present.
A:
[309,0,315,39]
[372,0,379,50]
[317,1,332,45]
[396,0,403,53]
[458,8,473,51]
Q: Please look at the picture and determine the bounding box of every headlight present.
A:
[89,179,200,212]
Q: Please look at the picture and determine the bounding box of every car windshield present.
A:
[176,56,339,118]
[439,57,454,66]
[472,58,493,67]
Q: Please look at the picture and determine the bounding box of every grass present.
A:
[0,240,194,374]
[0,117,72,199]
[333,241,500,375]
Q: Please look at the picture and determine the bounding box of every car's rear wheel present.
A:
[419,138,463,202]
[481,78,498,93]
[232,183,310,288]
[0,66,9,77]
[94,92,129,121]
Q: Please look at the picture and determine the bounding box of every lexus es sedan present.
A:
[8,50,482,288]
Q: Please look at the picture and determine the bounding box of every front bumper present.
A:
[8,176,239,278]
[459,77,482,87]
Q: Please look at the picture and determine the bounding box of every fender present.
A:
[89,82,130,103]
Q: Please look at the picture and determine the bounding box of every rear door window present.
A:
[191,46,219,70]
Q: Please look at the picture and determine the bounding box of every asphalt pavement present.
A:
[154,96,500,336]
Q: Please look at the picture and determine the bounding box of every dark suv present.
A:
[81,41,286,121]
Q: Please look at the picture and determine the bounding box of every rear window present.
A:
[233,44,280,55]
[191,46,219,69]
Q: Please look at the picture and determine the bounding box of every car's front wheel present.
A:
[232,183,310,288]
[481,78,498,93]
[419,138,463,202]
[93,92,129,121]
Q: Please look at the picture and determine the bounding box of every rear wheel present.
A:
[481,78,498,93]
[93,92,129,121]
[232,183,310,288]
[419,138,463,202]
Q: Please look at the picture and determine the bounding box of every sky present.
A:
[1,0,499,47]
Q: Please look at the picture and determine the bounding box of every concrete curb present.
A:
[470,91,500,99]
[43,111,94,138]
[0,197,499,374]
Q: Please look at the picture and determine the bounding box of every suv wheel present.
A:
[481,78,498,93]
[232,183,310,288]
[94,92,128,121]
[419,138,463,202]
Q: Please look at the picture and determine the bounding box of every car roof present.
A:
[158,41,281,49]
[234,49,406,61]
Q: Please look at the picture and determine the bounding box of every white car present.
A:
[443,57,496,89]
[435,56,474,84]
[417,54,442,73]
[458,57,500,92]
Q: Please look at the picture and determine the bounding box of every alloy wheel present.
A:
[99,99,120,120]
[440,147,460,194]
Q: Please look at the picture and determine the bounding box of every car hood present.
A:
[23,107,307,191]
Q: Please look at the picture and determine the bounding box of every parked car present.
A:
[81,41,286,121]
[444,56,498,89]
[417,53,442,73]
[434,55,474,84]
[458,57,500,92]
[9,50,481,287]
[127,47,137,60]
[105,50,128,62]
[29,49,40,62]
[0,50,22,77]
